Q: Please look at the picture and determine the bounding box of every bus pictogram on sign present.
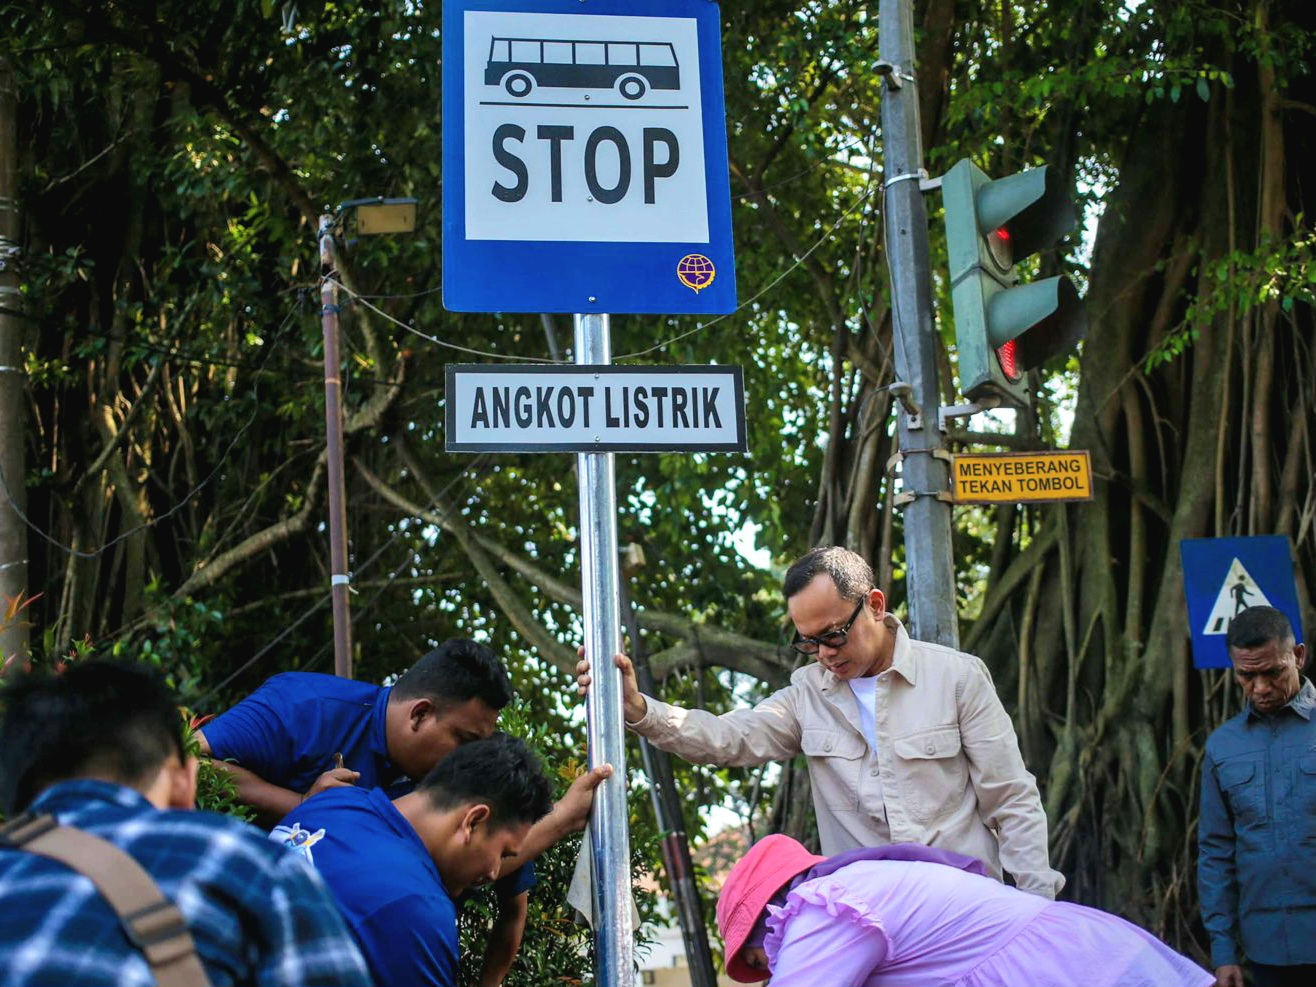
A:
[485,37,680,100]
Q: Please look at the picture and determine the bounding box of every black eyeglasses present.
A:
[791,598,867,656]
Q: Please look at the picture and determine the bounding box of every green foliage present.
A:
[182,711,255,822]
[457,698,658,987]
[1145,223,1316,371]
[110,583,227,702]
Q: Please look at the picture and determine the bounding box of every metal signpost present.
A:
[443,3,735,983]
[1181,535,1303,669]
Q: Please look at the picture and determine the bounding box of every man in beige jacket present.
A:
[577,545,1064,898]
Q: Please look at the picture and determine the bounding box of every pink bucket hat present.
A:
[716,834,825,982]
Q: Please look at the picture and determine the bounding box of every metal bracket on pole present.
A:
[918,175,944,193]
[887,381,922,430]
[888,446,956,508]
[874,60,915,90]
[937,396,1001,432]
[884,168,928,191]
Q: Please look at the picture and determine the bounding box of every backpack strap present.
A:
[0,812,211,987]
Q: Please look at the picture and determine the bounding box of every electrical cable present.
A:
[342,289,562,363]
[615,177,879,361]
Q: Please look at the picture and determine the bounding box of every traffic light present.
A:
[941,159,1088,407]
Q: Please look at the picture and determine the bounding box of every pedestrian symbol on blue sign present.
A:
[1180,535,1302,669]
[1201,558,1272,635]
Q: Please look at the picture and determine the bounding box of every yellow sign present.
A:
[951,450,1093,504]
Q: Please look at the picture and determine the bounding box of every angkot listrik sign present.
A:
[445,365,746,452]
[442,0,736,314]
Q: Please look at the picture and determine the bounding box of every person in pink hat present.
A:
[716,834,1215,987]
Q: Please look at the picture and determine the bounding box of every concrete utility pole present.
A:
[0,55,29,661]
[878,0,959,648]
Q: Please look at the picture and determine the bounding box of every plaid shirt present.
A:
[0,780,374,987]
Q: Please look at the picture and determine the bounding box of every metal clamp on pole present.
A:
[893,488,956,507]
[891,446,956,507]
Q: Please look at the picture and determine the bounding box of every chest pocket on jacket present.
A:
[893,726,967,823]
[1217,759,1264,821]
[1296,755,1316,827]
[800,728,867,810]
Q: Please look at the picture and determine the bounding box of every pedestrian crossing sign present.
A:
[1180,535,1302,669]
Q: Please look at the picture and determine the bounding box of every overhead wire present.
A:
[343,289,562,363]
[615,174,880,361]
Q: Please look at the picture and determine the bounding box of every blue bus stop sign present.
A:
[442,0,736,314]
[1180,535,1303,669]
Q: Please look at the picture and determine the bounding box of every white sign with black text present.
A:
[445,364,746,452]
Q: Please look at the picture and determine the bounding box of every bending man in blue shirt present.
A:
[1199,606,1315,987]
[272,732,555,987]
[0,660,372,987]
[199,639,608,985]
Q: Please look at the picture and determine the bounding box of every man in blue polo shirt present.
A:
[200,639,607,986]
[272,732,556,987]
[199,639,515,819]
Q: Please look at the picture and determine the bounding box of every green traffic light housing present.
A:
[942,160,1088,406]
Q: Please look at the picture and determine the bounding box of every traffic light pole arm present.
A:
[879,0,959,649]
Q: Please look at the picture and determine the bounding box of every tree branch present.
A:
[353,456,787,683]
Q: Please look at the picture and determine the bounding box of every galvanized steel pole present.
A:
[879,0,959,647]
[319,215,353,679]
[575,313,632,986]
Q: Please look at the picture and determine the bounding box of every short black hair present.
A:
[416,732,554,830]
[0,661,186,815]
[782,546,874,601]
[391,638,514,712]
[1227,606,1297,651]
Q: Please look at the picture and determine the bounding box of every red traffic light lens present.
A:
[996,340,1022,382]
[986,227,1013,271]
